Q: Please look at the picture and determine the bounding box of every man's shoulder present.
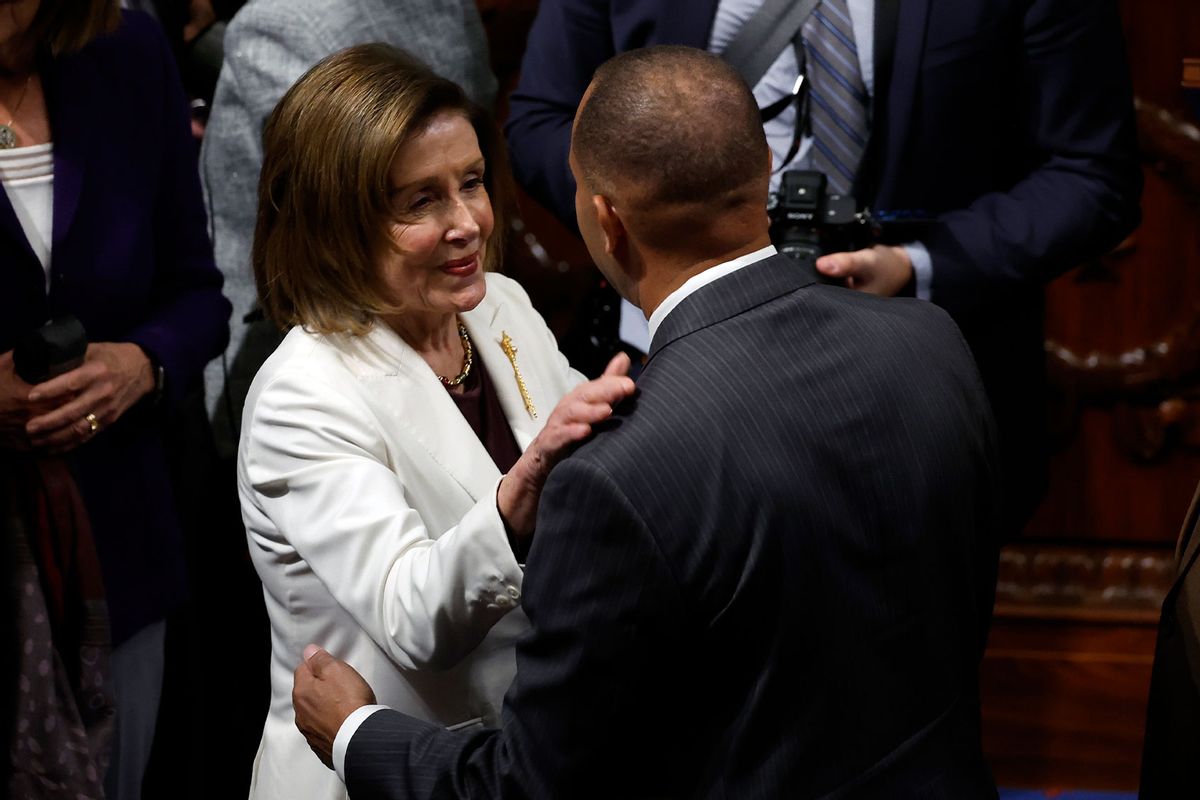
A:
[831,286,963,340]
[567,392,690,485]
[772,284,974,367]
[645,280,984,427]
[664,276,968,366]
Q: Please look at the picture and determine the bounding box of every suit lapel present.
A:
[42,47,95,254]
[858,0,899,200]
[647,254,817,362]
[352,282,550,503]
[873,0,900,103]
[357,324,500,504]
[462,289,543,452]
[877,0,930,198]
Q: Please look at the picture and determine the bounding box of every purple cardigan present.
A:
[0,12,231,644]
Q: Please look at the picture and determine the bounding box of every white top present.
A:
[0,142,54,290]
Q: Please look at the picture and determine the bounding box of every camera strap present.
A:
[720,0,821,93]
[720,0,820,170]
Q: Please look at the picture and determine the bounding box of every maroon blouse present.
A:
[446,360,527,559]
[445,360,522,474]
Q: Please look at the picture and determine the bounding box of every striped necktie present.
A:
[801,0,868,195]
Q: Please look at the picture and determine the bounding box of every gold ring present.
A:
[84,413,99,433]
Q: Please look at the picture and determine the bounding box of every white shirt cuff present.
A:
[904,242,933,302]
[333,704,388,784]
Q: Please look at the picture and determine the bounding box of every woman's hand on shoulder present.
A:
[24,343,156,452]
[498,353,635,538]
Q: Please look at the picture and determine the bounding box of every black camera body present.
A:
[767,170,875,267]
[767,169,934,277]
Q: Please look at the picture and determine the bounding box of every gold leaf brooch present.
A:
[499,331,538,420]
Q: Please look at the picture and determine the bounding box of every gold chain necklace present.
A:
[0,75,33,150]
[437,321,473,387]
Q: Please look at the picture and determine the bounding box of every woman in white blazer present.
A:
[237,45,634,800]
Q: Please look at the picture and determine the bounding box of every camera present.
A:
[767,170,875,267]
[767,170,932,274]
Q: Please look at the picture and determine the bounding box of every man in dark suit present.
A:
[505,0,1142,530]
[292,45,1002,798]
[1141,485,1200,796]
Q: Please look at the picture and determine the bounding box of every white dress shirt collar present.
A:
[646,244,777,346]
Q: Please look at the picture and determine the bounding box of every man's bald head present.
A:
[571,46,769,214]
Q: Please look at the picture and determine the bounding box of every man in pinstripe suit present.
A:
[293,46,1002,799]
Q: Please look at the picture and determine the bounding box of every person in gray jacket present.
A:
[200,0,497,452]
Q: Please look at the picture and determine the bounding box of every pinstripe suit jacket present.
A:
[345,254,1003,799]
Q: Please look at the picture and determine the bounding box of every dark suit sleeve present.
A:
[345,457,686,800]
[121,12,231,406]
[923,0,1141,318]
[504,0,615,229]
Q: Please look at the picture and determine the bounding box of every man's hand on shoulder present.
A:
[293,644,376,769]
[816,245,913,296]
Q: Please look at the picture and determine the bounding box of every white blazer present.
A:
[239,274,585,800]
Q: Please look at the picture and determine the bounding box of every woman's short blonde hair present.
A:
[254,43,513,335]
[34,0,120,55]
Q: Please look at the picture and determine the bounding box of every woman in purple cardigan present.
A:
[0,1,230,797]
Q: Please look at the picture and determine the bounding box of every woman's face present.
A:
[377,111,494,322]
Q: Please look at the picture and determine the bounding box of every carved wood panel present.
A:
[1029,0,1200,549]
[986,0,1199,788]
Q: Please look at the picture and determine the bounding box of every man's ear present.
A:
[592,194,626,259]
